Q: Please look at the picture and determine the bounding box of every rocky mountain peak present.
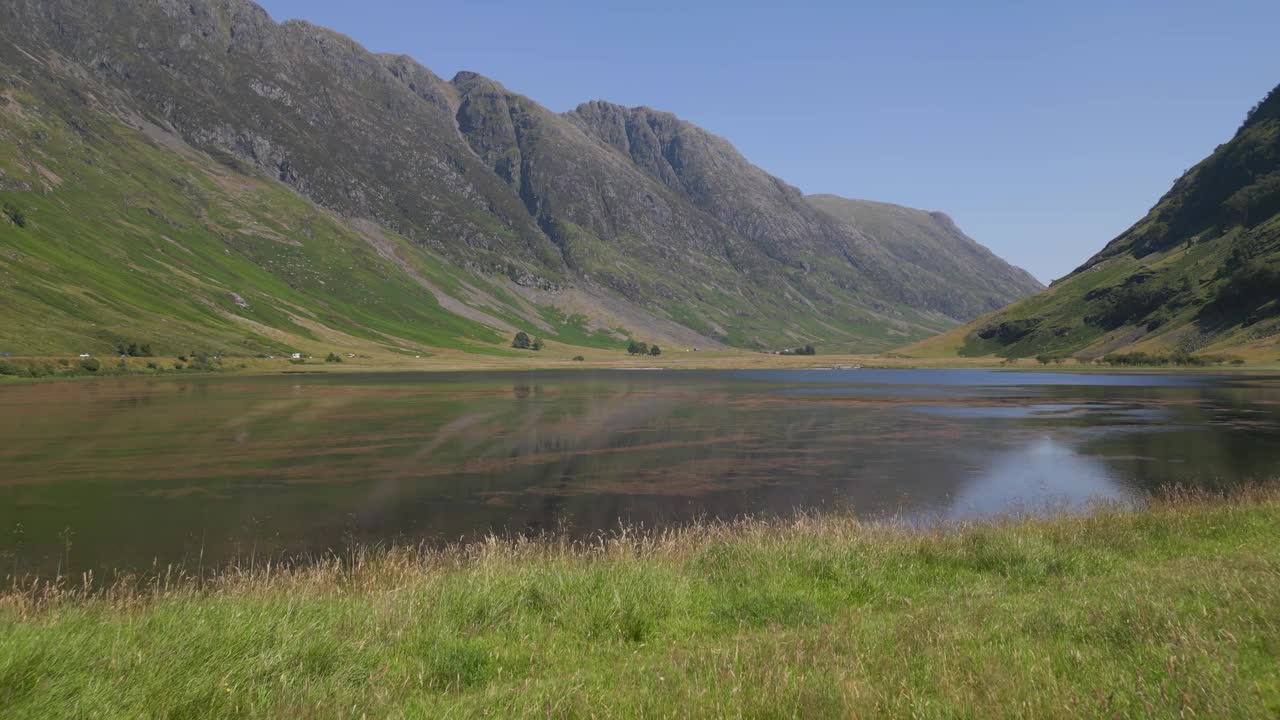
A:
[0,0,1044,354]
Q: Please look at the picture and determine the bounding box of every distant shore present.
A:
[2,348,1279,384]
[3,487,1279,718]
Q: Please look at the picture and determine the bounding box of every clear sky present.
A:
[255,0,1279,283]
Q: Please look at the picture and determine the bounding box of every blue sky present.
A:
[256,0,1279,283]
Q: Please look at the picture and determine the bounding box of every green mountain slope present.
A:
[0,0,1041,357]
[907,83,1280,361]
[0,44,608,358]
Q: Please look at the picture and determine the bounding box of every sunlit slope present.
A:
[903,83,1280,361]
[0,52,624,357]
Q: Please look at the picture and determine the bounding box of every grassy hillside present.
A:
[905,83,1280,362]
[0,47,645,358]
[2,490,1278,718]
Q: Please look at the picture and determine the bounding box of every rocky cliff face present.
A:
[0,0,1042,353]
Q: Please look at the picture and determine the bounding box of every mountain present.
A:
[0,0,1040,357]
[807,196,1042,318]
[906,82,1280,362]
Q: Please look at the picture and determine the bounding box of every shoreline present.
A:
[2,349,1279,385]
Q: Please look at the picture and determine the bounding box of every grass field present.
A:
[2,489,1278,718]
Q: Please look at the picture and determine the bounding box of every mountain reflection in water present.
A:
[1,369,1278,576]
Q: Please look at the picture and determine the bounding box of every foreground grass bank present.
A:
[3,493,1279,718]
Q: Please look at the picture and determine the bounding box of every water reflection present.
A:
[942,436,1127,521]
[0,370,1278,576]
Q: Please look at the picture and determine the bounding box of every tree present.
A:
[531,337,544,351]
[628,340,649,356]
[512,331,531,349]
[649,345,662,357]
[79,357,101,373]
[802,344,816,356]
[325,352,343,363]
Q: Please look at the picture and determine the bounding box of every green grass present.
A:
[3,489,1279,718]
[536,306,627,349]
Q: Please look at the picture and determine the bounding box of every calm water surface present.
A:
[2,369,1279,576]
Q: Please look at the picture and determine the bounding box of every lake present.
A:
[2,369,1279,577]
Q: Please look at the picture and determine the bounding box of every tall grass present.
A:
[2,489,1279,718]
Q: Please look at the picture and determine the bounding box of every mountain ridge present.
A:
[905,82,1280,362]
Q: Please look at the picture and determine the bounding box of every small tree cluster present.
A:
[627,340,661,356]
[1101,351,1244,367]
[116,342,154,357]
[325,352,343,363]
[780,345,816,356]
[512,332,544,351]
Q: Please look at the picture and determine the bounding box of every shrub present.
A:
[1101,351,1218,367]
[649,345,662,356]
[0,360,18,375]
[325,353,343,363]
[512,332,531,350]
[572,356,585,361]
[531,337,544,351]
[146,361,159,370]
[2,203,26,228]
[27,364,55,378]
[79,358,101,373]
